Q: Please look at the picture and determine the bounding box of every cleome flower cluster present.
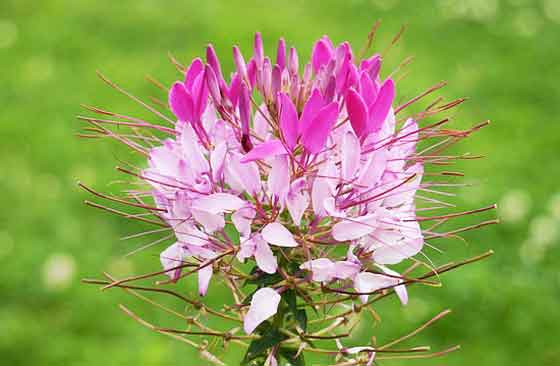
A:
[152,33,422,334]
[81,29,496,366]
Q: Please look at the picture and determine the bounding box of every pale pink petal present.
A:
[174,223,208,246]
[323,197,346,218]
[192,193,245,214]
[268,155,290,201]
[311,159,336,217]
[373,234,423,265]
[300,258,335,282]
[237,237,256,262]
[279,93,299,149]
[286,181,309,226]
[332,214,379,241]
[160,242,187,280]
[261,223,298,247]
[169,82,194,122]
[341,131,361,181]
[299,88,324,134]
[379,265,408,305]
[346,88,369,138]
[244,287,281,334]
[240,139,286,163]
[198,263,213,296]
[368,79,395,133]
[254,236,278,274]
[191,208,224,233]
[354,272,397,303]
[356,149,387,189]
[332,261,361,280]
[301,102,339,154]
[253,104,272,140]
[225,153,261,195]
[210,141,227,181]
[179,122,209,175]
[232,205,256,238]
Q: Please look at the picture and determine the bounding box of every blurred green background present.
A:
[1,0,559,365]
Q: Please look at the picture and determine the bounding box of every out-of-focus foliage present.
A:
[1,0,559,365]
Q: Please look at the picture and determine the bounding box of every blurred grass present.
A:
[1,0,559,365]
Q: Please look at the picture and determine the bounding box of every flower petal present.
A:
[354,272,397,303]
[268,155,290,201]
[198,263,213,296]
[240,139,287,163]
[301,102,339,154]
[232,205,256,239]
[300,258,335,282]
[341,131,361,181]
[332,214,379,241]
[192,193,245,214]
[261,223,298,247]
[169,82,194,122]
[299,88,324,135]
[254,236,278,274]
[346,88,368,138]
[311,38,334,73]
[279,93,299,150]
[160,242,187,280]
[368,78,395,133]
[244,287,281,334]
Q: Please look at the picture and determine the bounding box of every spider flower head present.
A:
[82,30,496,365]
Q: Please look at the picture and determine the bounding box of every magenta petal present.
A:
[184,58,204,90]
[312,38,334,73]
[253,32,264,67]
[233,46,248,82]
[346,88,369,139]
[299,88,324,135]
[369,78,395,133]
[228,73,242,108]
[240,139,287,163]
[276,38,286,70]
[279,93,299,149]
[169,82,194,122]
[191,70,209,120]
[239,82,251,136]
[244,287,281,334]
[301,102,339,154]
[206,44,224,80]
[288,47,299,76]
[359,72,378,107]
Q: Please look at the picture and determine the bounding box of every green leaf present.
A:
[244,267,283,288]
[242,326,288,365]
[283,289,297,314]
[279,347,306,366]
[223,222,240,244]
[295,309,307,333]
